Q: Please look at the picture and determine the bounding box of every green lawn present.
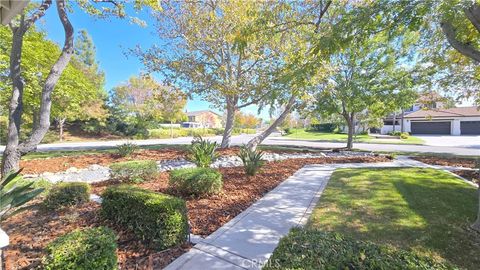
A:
[307,168,479,269]
[285,129,424,145]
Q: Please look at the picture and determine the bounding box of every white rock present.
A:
[0,227,9,249]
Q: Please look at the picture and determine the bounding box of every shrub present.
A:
[109,160,158,183]
[388,131,402,136]
[264,229,457,270]
[0,170,45,221]
[101,185,188,250]
[237,146,265,176]
[187,136,219,168]
[43,226,117,270]
[400,132,410,139]
[43,182,90,210]
[169,168,222,196]
[283,128,291,134]
[309,123,337,133]
[115,142,139,157]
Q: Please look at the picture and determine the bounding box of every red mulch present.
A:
[453,170,480,183]
[411,156,477,168]
[2,155,387,270]
[19,147,246,175]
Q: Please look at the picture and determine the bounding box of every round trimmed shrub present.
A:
[43,226,118,270]
[169,167,222,196]
[264,228,457,270]
[43,182,90,210]
[101,185,188,250]
[109,160,158,183]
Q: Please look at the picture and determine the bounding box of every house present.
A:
[382,106,480,135]
[182,110,222,128]
[1,0,29,25]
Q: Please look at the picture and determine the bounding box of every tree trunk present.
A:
[221,97,237,148]
[400,109,405,133]
[472,186,480,233]
[345,113,355,150]
[58,118,66,142]
[1,0,72,177]
[246,95,296,151]
[392,111,397,133]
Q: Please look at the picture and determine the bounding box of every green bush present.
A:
[400,132,410,139]
[232,128,256,135]
[43,182,90,210]
[101,185,188,250]
[187,136,219,168]
[309,123,337,133]
[115,142,139,157]
[265,229,456,270]
[283,128,292,134]
[41,130,59,144]
[388,131,402,136]
[43,226,118,270]
[169,167,222,196]
[109,160,158,183]
[237,146,265,176]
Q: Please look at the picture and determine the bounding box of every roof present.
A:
[1,0,29,25]
[186,110,221,117]
[404,106,480,119]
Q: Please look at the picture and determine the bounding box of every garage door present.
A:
[411,121,451,135]
[461,121,480,135]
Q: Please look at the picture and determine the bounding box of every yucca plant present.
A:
[237,145,265,176]
[0,170,45,221]
[115,141,139,157]
[187,136,219,168]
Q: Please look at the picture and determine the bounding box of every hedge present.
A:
[43,182,90,210]
[109,160,158,183]
[43,226,118,270]
[264,228,457,270]
[169,167,223,196]
[101,185,188,250]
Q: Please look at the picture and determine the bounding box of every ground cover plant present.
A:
[43,182,90,210]
[169,167,223,196]
[1,155,387,269]
[307,167,480,269]
[43,226,117,270]
[109,160,158,183]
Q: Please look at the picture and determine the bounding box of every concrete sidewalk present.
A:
[165,159,432,270]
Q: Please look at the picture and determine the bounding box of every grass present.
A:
[307,167,479,269]
[284,128,424,145]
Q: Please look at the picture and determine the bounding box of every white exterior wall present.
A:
[380,125,402,134]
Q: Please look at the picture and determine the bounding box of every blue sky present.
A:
[38,3,265,118]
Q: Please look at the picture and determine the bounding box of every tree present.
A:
[136,0,294,148]
[1,0,161,176]
[234,111,259,129]
[110,75,186,135]
[313,32,417,149]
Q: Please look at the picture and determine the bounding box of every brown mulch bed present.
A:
[20,147,244,175]
[452,170,480,183]
[411,156,477,168]
[2,155,388,270]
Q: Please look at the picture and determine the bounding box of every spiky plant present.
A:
[187,136,219,168]
[237,145,265,176]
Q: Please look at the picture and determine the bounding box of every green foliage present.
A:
[43,226,118,270]
[237,146,265,176]
[0,170,45,221]
[101,185,188,250]
[187,136,219,168]
[115,142,139,157]
[265,228,457,270]
[148,128,223,139]
[309,123,337,133]
[43,182,90,210]
[169,168,223,196]
[109,160,158,183]
[282,128,292,135]
[400,132,410,139]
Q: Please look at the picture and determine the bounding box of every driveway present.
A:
[416,135,480,148]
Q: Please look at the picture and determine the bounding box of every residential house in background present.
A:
[182,110,222,128]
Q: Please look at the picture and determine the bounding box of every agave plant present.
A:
[237,145,265,176]
[0,170,45,221]
[187,136,219,168]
